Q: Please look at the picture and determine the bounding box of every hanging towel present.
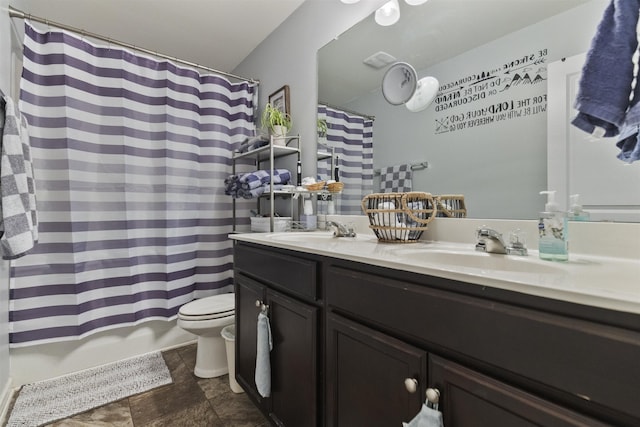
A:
[0,96,38,259]
[571,0,640,163]
[255,311,273,398]
[379,164,412,192]
[403,404,444,427]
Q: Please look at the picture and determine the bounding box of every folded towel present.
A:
[255,311,273,398]
[379,164,412,192]
[0,96,38,259]
[240,169,292,190]
[224,169,291,198]
[236,135,269,153]
[403,404,444,427]
[571,0,640,163]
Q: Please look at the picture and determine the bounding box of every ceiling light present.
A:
[340,0,361,3]
[375,0,400,27]
[405,0,429,5]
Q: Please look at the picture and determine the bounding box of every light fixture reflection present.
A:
[340,0,361,4]
[406,76,439,112]
[405,0,429,5]
[375,0,400,26]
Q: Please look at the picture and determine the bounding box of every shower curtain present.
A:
[317,105,373,215]
[9,23,257,346]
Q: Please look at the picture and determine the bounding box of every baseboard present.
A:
[0,377,16,426]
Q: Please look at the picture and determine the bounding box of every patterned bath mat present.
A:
[6,351,172,426]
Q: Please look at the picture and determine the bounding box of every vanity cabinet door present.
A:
[326,312,426,427]
[235,272,319,427]
[429,355,610,427]
[268,289,318,427]
[235,274,264,403]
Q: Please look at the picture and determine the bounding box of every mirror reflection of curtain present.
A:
[317,105,373,215]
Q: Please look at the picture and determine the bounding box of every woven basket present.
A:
[327,182,344,193]
[436,194,467,218]
[304,181,326,191]
[361,192,437,243]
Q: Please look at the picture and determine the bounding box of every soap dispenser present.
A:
[538,190,568,261]
[568,194,590,221]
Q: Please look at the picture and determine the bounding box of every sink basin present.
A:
[393,248,565,275]
[266,232,374,243]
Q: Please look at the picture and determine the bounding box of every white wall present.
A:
[233,0,386,179]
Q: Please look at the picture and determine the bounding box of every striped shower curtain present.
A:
[317,105,373,215]
[9,23,257,346]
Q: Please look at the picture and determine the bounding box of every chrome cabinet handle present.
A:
[404,378,418,393]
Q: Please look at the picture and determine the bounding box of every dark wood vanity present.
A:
[233,240,640,427]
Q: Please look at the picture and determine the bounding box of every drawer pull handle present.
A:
[404,378,418,393]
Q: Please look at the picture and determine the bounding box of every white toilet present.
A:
[177,293,235,378]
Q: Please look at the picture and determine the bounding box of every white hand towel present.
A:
[403,404,444,427]
[255,311,273,398]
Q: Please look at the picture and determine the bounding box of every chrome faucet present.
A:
[327,221,356,237]
[475,227,507,254]
[475,227,528,256]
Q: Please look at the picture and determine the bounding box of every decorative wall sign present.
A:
[433,48,549,134]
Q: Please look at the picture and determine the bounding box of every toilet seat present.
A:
[178,293,235,321]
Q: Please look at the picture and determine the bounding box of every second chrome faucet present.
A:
[475,227,528,256]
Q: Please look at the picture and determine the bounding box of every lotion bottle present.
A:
[568,194,590,221]
[538,190,568,261]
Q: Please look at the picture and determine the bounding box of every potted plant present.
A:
[317,118,328,140]
[261,102,292,145]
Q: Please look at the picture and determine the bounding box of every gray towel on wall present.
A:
[403,404,444,427]
[379,164,412,192]
[255,311,273,398]
[0,95,39,259]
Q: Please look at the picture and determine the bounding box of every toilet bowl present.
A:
[177,293,235,378]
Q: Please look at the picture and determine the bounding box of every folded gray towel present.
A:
[255,311,272,398]
[403,404,444,427]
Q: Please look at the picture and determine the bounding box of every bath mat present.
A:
[6,351,172,427]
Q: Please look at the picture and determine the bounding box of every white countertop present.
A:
[230,230,640,315]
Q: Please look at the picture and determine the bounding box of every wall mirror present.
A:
[317,0,639,222]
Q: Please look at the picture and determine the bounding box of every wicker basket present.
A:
[304,181,326,191]
[327,182,344,193]
[361,192,437,243]
[436,194,467,218]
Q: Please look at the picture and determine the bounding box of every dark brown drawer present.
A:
[326,264,640,423]
[234,242,318,301]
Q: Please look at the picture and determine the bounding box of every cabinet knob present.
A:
[426,387,440,409]
[404,378,419,393]
[255,300,269,313]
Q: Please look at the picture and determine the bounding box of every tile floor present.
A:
[6,343,270,427]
